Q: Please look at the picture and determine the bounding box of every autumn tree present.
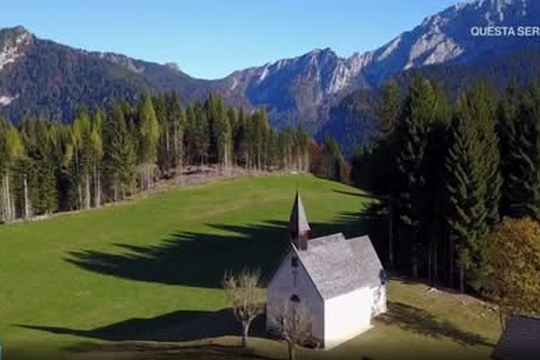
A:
[484,217,540,329]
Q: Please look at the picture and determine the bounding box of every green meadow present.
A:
[0,174,499,359]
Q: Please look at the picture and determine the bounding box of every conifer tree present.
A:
[0,120,25,222]
[445,89,498,292]
[21,118,58,215]
[511,82,540,219]
[395,76,437,277]
[293,126,310,172]
[67,108,93,209]
[137,95,160,189]
[154,93,171,176]
[103,103,136,201]
[469,83,501,229]
[207,95,232,171]
[90,109,104,207]
[378,80,401,138]
[168,92,185,171]
[319,135,346,181]
[234,109,250,167]
[278,127,294,170]
[498,80,521,217]
[423,81,451,282]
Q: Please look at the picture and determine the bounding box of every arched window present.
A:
[290,294,300,303]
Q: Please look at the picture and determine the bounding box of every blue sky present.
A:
[1,0,460,79]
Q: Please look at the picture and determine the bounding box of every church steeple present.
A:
[289,191,310,250]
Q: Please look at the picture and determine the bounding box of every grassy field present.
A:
[0,174,500,359]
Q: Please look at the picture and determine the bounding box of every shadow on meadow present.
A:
[377,301,493,347]
[17,308,270,342]
[16,192,389,353]
[62,206,384,288]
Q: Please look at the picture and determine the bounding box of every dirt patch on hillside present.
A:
[136,165,289,199]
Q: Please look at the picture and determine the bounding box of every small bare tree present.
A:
[222,268,265,347]
[271,299,312,360]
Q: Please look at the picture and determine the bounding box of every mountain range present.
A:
[1,0,540,150]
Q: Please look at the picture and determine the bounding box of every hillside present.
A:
[0,175,499,360]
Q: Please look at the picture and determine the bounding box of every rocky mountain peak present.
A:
[0,25,33,74]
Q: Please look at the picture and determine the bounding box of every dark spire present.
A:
[289,191,310,250]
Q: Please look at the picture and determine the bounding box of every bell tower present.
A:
[289,191,310,250]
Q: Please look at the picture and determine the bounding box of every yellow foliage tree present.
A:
[485,217,540,329]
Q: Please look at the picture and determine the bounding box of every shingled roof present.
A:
[292,233,386,299]
[492,315,540,360]
[289,191,311,234]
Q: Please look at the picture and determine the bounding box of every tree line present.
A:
[351,76,540,296]
[0,93,312,223]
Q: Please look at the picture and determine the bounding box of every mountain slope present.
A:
[1,0,540,130]
[0,26,228,122]
[221,0,540,130]
[321,43,540,155]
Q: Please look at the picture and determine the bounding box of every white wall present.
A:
[267,251,325,342]
[323,286,373,349]
[371,284,387,316]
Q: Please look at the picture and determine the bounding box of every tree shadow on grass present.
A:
[17,205,389,357]
[16,308,271,342]
[64,210,382,288]
[16,310,275,359]
[378,301,493,347]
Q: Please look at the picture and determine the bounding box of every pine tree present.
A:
[395,76,437,277]
[21,118,58,215]
[0,119,10,223]
[378,80,401,138]
[319,135,346,181]
[103,103,136,201]
[234,109,250,167]
[469,83,501,229]
[376,80,401,267]
[154,93,171,176]
[90,109,104,207]
[67,108,93,209]
[137,95,160,189]
[191,102,210,165]
[0,120,25,222]
[167,92,185,171]
[508,82,540,219]
[293,126,310,172]
[438,83,499,291]
[423,81,451,282]
[251,110,269,170]
[207,95,232,172]
[498,80,521,217]
[278,127,294,170]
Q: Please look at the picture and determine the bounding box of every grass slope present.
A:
[0,174,499,359]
